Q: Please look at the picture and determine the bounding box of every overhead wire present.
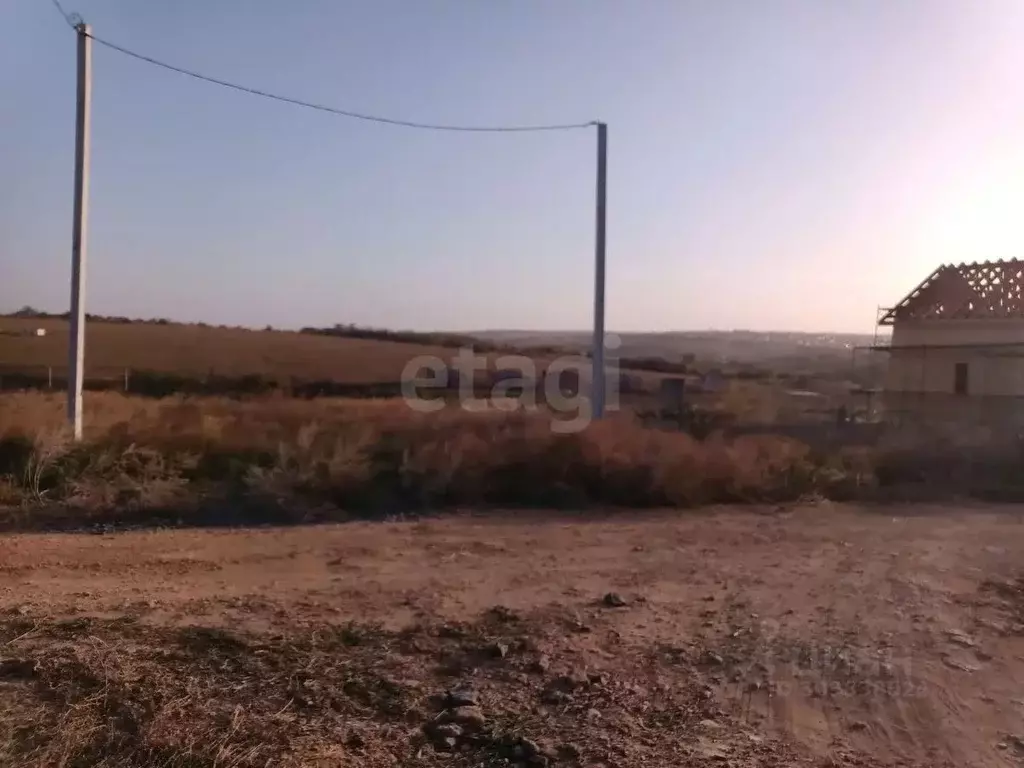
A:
[53,22,598,133]
[48,0,77,28]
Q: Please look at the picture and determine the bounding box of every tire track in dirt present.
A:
[0,502,1021,765]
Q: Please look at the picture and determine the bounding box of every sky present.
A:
[4,0,1024,334]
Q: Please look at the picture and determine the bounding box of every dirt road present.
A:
[1,502,1022,766]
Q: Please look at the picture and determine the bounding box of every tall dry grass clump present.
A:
[0,392,867,527]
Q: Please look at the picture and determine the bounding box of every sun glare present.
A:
[925,162,1024,263]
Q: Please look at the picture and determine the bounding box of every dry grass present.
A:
[0,605,830,768]
[0,392,869,527]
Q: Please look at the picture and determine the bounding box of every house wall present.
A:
[884,349,1024,396]
[886,319,1024,397]
[891,318,1024,347]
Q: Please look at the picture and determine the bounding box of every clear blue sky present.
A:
[5,0,1024,333]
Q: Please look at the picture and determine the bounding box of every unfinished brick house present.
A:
[877,258,1024,426]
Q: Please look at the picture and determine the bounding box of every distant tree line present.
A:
[4,306,173,325]
[298,323,568,356]
[616,356,694,375]
[299,323,492,349]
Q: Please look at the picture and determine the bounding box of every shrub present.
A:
[0,393,849,527]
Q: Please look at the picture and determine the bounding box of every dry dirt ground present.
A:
[1,503,1023,766]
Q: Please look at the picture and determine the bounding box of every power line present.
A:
[79,31,597,133]
[48,0,76,28]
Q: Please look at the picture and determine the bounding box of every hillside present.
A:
[0,317,505,383]
[472,329,882,369]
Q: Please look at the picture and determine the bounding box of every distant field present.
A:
[0,317,877,424]
[0,317,527,383]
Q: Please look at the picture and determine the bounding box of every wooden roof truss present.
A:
[878,259,1024,324]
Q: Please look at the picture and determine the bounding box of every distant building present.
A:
[878,258,1024,426]
[659,377,687,411]
[618,372,643,395]
[700,369,726,393]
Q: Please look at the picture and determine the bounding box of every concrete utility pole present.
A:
[68,23,92,440]
[591,122,608,419]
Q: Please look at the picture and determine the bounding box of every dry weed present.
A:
[0,609,836,768]
[0,391,891,527]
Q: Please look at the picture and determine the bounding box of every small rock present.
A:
[602,593,628,608]
[487,605,519,623]
[550,672,586,691]
[518,637,540,654]
[345,732,366,750]
[586,707,602,720]
[849,720,868,732]
[588,672,607,686]
[703,650,725,666]
[943,656,980,673]
[487,642,510,659]
[700,719,723,731]
[946,629,976,648]
[541,688,569,705]
[696,741,731,759]
[533,739,557,759]
[519,738,541,757]
[429,723,463,740]
[447,706,486,731]
[557,743,582,759]
[444,688,478,708]
[976,618,1006,633]
[529,655,551,674]
[438,624,465,639]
